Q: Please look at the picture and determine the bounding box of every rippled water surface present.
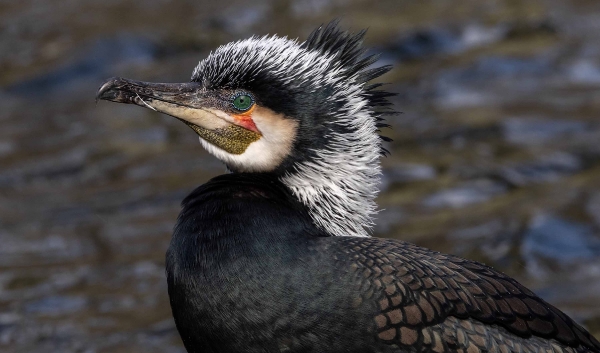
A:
[1,0,600,351]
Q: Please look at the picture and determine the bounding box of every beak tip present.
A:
[96,77,124,102]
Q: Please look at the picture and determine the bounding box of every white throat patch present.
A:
[199,105,298,173]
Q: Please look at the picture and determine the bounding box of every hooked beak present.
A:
[97,77,227,130]
[96,77,202,105]
[96,77,261,154]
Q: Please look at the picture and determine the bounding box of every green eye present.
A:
[232,93,254,111]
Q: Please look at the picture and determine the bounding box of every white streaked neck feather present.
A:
[280,95,381,238]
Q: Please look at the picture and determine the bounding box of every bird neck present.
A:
[168,173,323,282]
[280,111,382,237]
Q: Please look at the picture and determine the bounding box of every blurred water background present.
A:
[1,0,600,352]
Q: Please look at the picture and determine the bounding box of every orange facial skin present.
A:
[232,104,259,133]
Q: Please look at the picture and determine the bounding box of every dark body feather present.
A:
[166,174,600,353]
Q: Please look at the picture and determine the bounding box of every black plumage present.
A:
[166,173,600,353]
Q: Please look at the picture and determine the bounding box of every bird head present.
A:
[97,22,394,237]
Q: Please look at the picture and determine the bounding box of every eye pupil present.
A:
[232,94,253,111]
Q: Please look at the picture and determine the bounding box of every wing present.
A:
[338,237,600,352]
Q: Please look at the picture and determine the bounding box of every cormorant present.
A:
[96,22,600,353]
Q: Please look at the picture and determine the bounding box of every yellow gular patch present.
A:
[184,121,261,155]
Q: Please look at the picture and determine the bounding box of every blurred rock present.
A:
[434,56,553,108]
[502,118,588,146]
[374,207,405,234]
[0,141,15,156]
[99,296,137,313]
[6,35,158,96]
[449,219,505,241]
[0,233,92,266]
[389,28,462,61]
[474,56,552,77]
[218,2,268,34]
[381,163,436,190]
[567,59,600,84]
[25,296,87,316]
[387,23,505,62]
[504,20,557,39]
[422,179,507,208]
[586,193,600,227]
[521,214,600,278]
[498,152,583,186]
[448,219,519,261]
[0,149,89,187]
